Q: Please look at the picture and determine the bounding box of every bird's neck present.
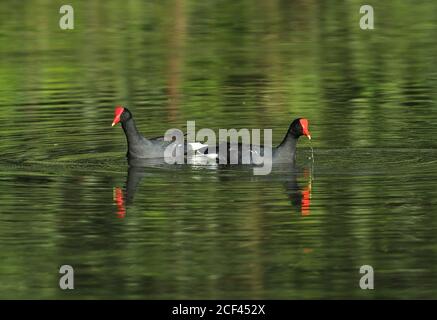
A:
[121,118,150,150]
[275,130,298,160]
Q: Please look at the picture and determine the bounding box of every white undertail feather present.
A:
[203,152,218,159]
[188,142,207,151]
[187,142,218,161]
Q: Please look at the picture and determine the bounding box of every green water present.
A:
[1,0,437,299]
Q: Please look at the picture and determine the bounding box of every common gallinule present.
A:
[112,106,205,161]
[112,106,175,159]
[112,106,311,164]
[200,118,311,164]
[273,118,311,163]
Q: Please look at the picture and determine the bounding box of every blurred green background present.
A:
[0,0,437,299]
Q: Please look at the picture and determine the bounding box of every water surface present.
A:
[1,0,437,299]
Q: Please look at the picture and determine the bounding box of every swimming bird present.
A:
[199,118,311,164]
[112,106,202,161]
[112,106,177,159]
[112,106,311,164]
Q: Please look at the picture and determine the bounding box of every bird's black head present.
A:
[112,106,132,127]
[289,118,311,139]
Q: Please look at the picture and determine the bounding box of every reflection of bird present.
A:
[198,118,311,164]
[112,165,313,218]
[124,166,147,205]
[112,166,148,218]
[283,170,312,216]
[113,187,126,219]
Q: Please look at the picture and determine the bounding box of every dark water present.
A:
[1,0,437,299]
